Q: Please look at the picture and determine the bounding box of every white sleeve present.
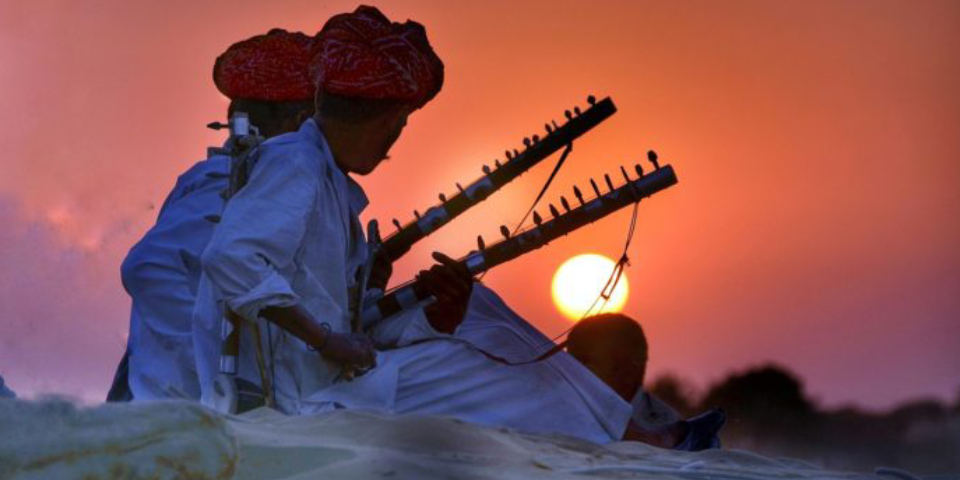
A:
[201,151,317,323]
[121,163,226,336]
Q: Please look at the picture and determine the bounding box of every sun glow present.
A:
[551,253,629,321]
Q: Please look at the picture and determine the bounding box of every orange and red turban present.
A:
[213,29,318,101]
[314,5,444,109]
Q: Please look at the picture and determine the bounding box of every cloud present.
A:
[0,196,129,403]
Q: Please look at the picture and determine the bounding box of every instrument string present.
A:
[476,142,574,282]
[542,200,639,348]
[375,147,645,368]
[456,199,641,367]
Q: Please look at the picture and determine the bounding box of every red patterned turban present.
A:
[214,29,318,101]
[314,5,444,109]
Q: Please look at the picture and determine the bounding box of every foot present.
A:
[674,408,725,451]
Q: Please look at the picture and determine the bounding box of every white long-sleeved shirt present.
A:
[193,119,437,414]
[121,154,229,400]
[306,284,634,443]
[451,284,634,441]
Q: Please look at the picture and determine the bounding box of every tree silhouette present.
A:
[700,363,814,438]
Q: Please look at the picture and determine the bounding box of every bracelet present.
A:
[315,323,332,352]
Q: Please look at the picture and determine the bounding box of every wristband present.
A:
[315,323,332,352]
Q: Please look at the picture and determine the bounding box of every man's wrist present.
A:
[314,323,332,352]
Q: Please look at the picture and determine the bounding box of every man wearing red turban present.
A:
[194,6,469,415]
[109,28,320,402]
[192,8,641,447]
[213,28,319,137]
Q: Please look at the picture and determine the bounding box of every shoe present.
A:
[674,408,725,451]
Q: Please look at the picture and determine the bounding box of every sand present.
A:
[0,398,934,480]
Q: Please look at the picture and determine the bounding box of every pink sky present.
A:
[0,0,957,409]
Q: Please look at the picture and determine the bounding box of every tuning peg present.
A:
[500,225,511,240]
[533,211,543,225]
[439,193,447,202]
[564,110,573,120]
[552,120,560,130]
[523,137,531,148]
[204,214,221,223]
[482,165,491,174]
[456,183,465,193]
[532,134,540,144]
[635,164,644,178]
[207,121,228,130]
[392,218,402,230]
[560,196,571,212]
[648,150,660,170]
[477,235,486,250]
[506,150,513,160]
[574,107,582,116]
[590,178,601,197]
[549,204,560,218]
[545,123,553,134]
[620,165,631,182]
[587,95,597,105]
[414,210,421,220]
[513,149,520,157]
[573,186,584,204]
[494,159,501,168]
[604,174,614,191]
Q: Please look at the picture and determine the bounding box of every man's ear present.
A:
[278,109,311,135]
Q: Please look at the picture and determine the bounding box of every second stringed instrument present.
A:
[381,96,617,261]
[364,152,677,325]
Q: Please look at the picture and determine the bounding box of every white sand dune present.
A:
[0,398,929,480]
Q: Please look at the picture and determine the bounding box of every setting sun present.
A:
[551,254,630,321]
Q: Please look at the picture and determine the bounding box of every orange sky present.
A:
[0,0,957,409]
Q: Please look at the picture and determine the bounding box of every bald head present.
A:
[567,313,648,401]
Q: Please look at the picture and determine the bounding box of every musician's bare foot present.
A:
[623,421,689,448]
[624,409,725,451]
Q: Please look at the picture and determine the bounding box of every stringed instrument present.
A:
[381,95,617,261]
[364,152,677,325]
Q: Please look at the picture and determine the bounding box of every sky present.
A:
[0,0,957,410]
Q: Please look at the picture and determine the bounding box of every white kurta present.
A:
[411,284,634,442]
[193,119,437,414]
[311,284,635,444]
[121,154,229,400]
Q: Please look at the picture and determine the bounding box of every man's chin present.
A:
[352,163,380,176]
[358,156,389,175]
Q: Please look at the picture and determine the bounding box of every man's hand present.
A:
[319,331,377,370]
[260,305,376,370]
[418,251,474,334]
[368,250,393,291]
